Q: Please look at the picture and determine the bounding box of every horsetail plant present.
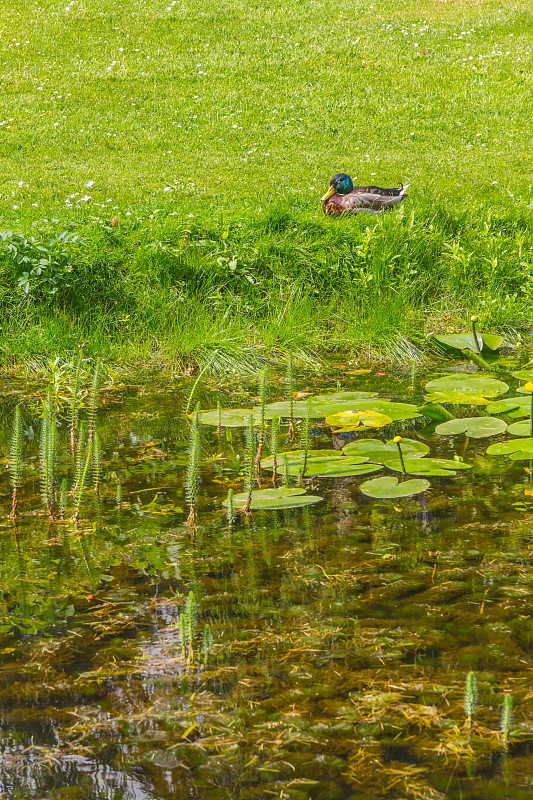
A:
[9,405,24,518]
[92,431,102,497]
[88,357,102,444]
[59,478,68,520]
[244,413,256,513]
[270,415,280,485]
[72,421,86,499]
[40,391,57,520]
[286,352,295,441]
[226,488,234,530]
[300,400,311,480]
[73,435,93,522]
[69,344,85,460]
[254,367,268,473]
[500,694,513,747]
[186,403,201,527]
[283,453,290,487]
[464,671,478,729]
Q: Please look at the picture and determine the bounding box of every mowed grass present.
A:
[0,0,533,367]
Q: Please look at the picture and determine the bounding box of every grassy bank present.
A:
[1,0,532,369]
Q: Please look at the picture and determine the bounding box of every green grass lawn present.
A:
[1,0,532,368]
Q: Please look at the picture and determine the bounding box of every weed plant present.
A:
[9,406,24,518]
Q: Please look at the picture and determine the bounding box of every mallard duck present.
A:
[321,173,409,215]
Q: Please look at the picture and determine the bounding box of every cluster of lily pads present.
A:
[198,347,533,510]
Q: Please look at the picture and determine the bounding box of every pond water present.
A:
[1,360,533,800]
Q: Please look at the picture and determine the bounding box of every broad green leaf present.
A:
[262,391,377,420]
[422,391,491,406]
[507,420,533,437]
[431,332,502,353]
[360,475,430,499]
[486,396,531,418]
[385,457,471,476]
[486,438,533,460]
[310,391,379,407]
[261,400,325,419]
[424,374,508,398]
[198,408,262,427]
[342,438,429,462]
[333,399,422,421]
[325,410,392,431]
[418,402,456,422]
[261,450,381,476]
[512,369,533,380]
[226,487,323,510]
[435,417,508,438]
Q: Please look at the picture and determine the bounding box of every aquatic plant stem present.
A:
[69,344,85,460]
[286,352,295,443]
[393,436,407,474]
[471,315,482,355]
[9,406,24,519]
[254,367,267,478]
[186,403,201,528]
[301,400,311,479]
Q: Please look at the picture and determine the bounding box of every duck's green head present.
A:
[321,173,354,202]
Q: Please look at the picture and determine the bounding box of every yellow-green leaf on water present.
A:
[325,410,392,431]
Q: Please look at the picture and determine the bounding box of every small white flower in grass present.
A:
[18,181,23,186]
[37,86,43,90]
[125,212,131,216]
[163,187,172,192]
[85,180,95,188]
[79,194,91,202]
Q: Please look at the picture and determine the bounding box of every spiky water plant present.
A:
[116,482,123,509]
[254,367,268,472]
[226,488,235,530]
[9,405,24,518]
[73,435,93,522]
[270,415,280,484]
[286,352,295,442]
[464,671,478,729]
[300,400,311,480]
[88,357,102,444]
[186,403,201,527]
[500,693,513,747]
[202,622,212,664]
[244,412,256,513]
[92,431,102,496]
[69,344,85,460]
[72,420,86,499]
[283,453,290,487]
[40,390,57,520]
[59,478,68,519]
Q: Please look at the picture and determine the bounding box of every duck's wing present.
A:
[349,184,409,211]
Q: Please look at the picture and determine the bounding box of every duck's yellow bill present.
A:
[321,186,336,202]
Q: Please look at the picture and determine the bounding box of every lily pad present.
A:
[261,400,327,419]
[325,410,393,431]
[431,332,503,353]
[360,475,430,499]
[424,374,509,399]
[486,396,531,418]
[198,408,262,427]
[385,457,472,477]
[418,403,456,422]
[261,450,381,477]
[512,369,533,380]
[423,392,492,406]
[486,439,533,460]
[507,421,533,437]
[342,438,430,462]
[435,417,508,438]
[226,487,323,510]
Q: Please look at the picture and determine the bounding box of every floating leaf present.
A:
[385,457,472,477]
[262,391,377,419]
[424,374,509,399]
[423,392,492,406]
[225,487,323,510]
[512,369,533,380]
[198,408,262,427]
[342,438,429,462]
[486,438,533,460]
[507,421,533,437]
[486,396,531,418]
[435,417,508,438]
[431,332,503,353]
[360,475,430,499]
[261,449,381,477]
[335,399,422,421]
[325,410,392,431]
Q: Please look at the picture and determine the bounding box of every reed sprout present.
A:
[9,405,24,518]
[40,390,57,520]
[500,694,513,747]
[270,415,280,484]
[244,412,256,512]
[69,345,84,459]
[286,352,295,441]
[254,367,268,471]
[464,671,478,729]
[300,400,311,480]
[186,403,201,527]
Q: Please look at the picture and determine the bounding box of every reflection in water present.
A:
[0,371,533,798]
